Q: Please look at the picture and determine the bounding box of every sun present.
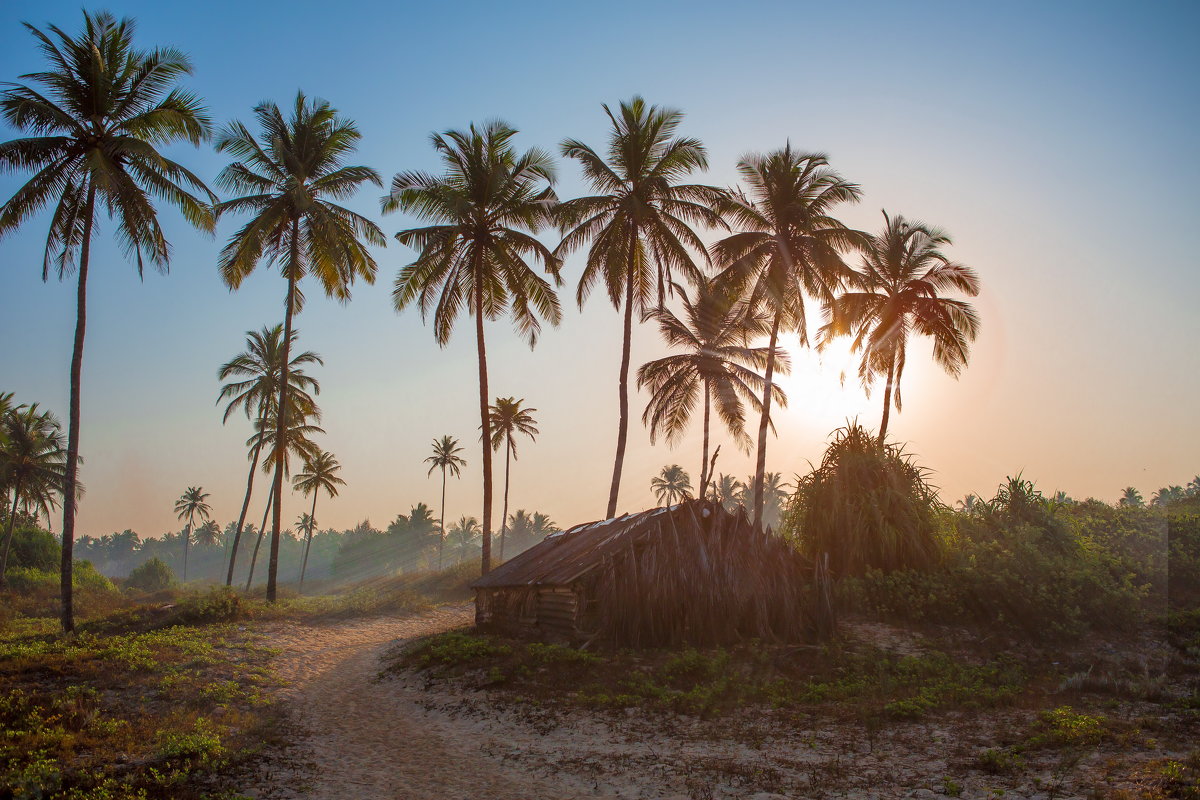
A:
[756,332,879,425]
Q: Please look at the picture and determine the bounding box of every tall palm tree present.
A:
[294,513,316,582]
[293,450,345,585]
[713,146,862,530]
[173,486,211,582]
[556,97,725,520]
[0,11,215,630]
[652,464,693,506]
[425,436,467,570]
[0,405,68,586]
[243,403,323,590]
[215,92,383,602]
[387,121,562,575]
[217,324,322,586]
[488,398,539,561]
[820,211,981,440]
[637,276,786,497]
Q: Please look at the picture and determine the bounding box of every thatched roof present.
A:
[473,499,820,646]
[472,503,699,589]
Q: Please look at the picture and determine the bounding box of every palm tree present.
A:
[243,403,323,590]
[759,471,790,530]
[446,516,481,565]
[1152,486,1186,507]
[173,487,211,582]
[425,436,466,570]
[820,211,981,440]
[193,519,221,548]
[387,121,562,575]
[0,405,68,586]
[217,324,322,586]
[488,398,539,561]
[652,465,693,506]
[1187,477,1200,497]
[556,97,725,520]
[1118,487,1144,508]
[0,11,215,631]
[293,450,345,586]
[215,92,383,602]
[713,146,862,530]
[637,276,786,497]
[294,513,316,581]
[956,493,980,513]
[714,473,743,511]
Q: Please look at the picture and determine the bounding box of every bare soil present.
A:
[247,605,1197,800]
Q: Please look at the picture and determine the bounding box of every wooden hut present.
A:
[472,499,813,647]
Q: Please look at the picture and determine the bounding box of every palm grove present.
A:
[4,10,1006,632]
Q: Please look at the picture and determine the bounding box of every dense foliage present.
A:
[784,424,945,575]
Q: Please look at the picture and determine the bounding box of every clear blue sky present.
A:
[2,0,1197,538]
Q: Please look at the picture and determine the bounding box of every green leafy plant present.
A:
[784,423,945,576]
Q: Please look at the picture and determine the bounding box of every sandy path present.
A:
[252,603,571,800]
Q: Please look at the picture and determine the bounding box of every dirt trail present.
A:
[251,603,574,800]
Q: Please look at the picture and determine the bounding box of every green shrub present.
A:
[5,526,59,570]
[126,557,177,592]
[836,477,1155,639]
[783,424,945,576]
[6,561,113,593]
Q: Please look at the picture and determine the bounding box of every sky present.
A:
[1,0,1197,540]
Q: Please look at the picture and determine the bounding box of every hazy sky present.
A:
[1,0,1197,540]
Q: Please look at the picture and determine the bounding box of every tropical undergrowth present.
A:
[781,429,1193,640]
[392,630,1028,721]
[0,602,278,799]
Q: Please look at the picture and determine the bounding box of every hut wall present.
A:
[535,587,579,639]
[475,587,538,633]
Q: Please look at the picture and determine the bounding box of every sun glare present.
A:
[761,333,879,425]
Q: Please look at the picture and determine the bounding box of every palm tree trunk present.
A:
[299,491,317,586]
[60,183,96,633]
[499,435,511,562]
[700,379,711,498]
[879,353,896,441]
[475,274,493,575]
[437,468,447,570]
[752,309,782,531]
[606,234,638,519]
[246,481,274,591]
[1,483,24,588]
[226,409,266,586]
[268,226,300,602]
[182,519,191,582]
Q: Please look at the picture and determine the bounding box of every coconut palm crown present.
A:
[638,276,787,495]
[820,211,980,440]
[215,91,383,602]
[713,146,862,530]
[217,324,322,586]
[555,97,726,520]
[387,120,562,574]
[488,397,539,561]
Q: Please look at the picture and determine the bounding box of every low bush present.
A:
[126,556,177,592]
[784,424,945,576]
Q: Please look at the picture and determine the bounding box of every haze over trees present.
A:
[0,9,1007,622]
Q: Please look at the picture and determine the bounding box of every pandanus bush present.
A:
[784,423,944,576]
